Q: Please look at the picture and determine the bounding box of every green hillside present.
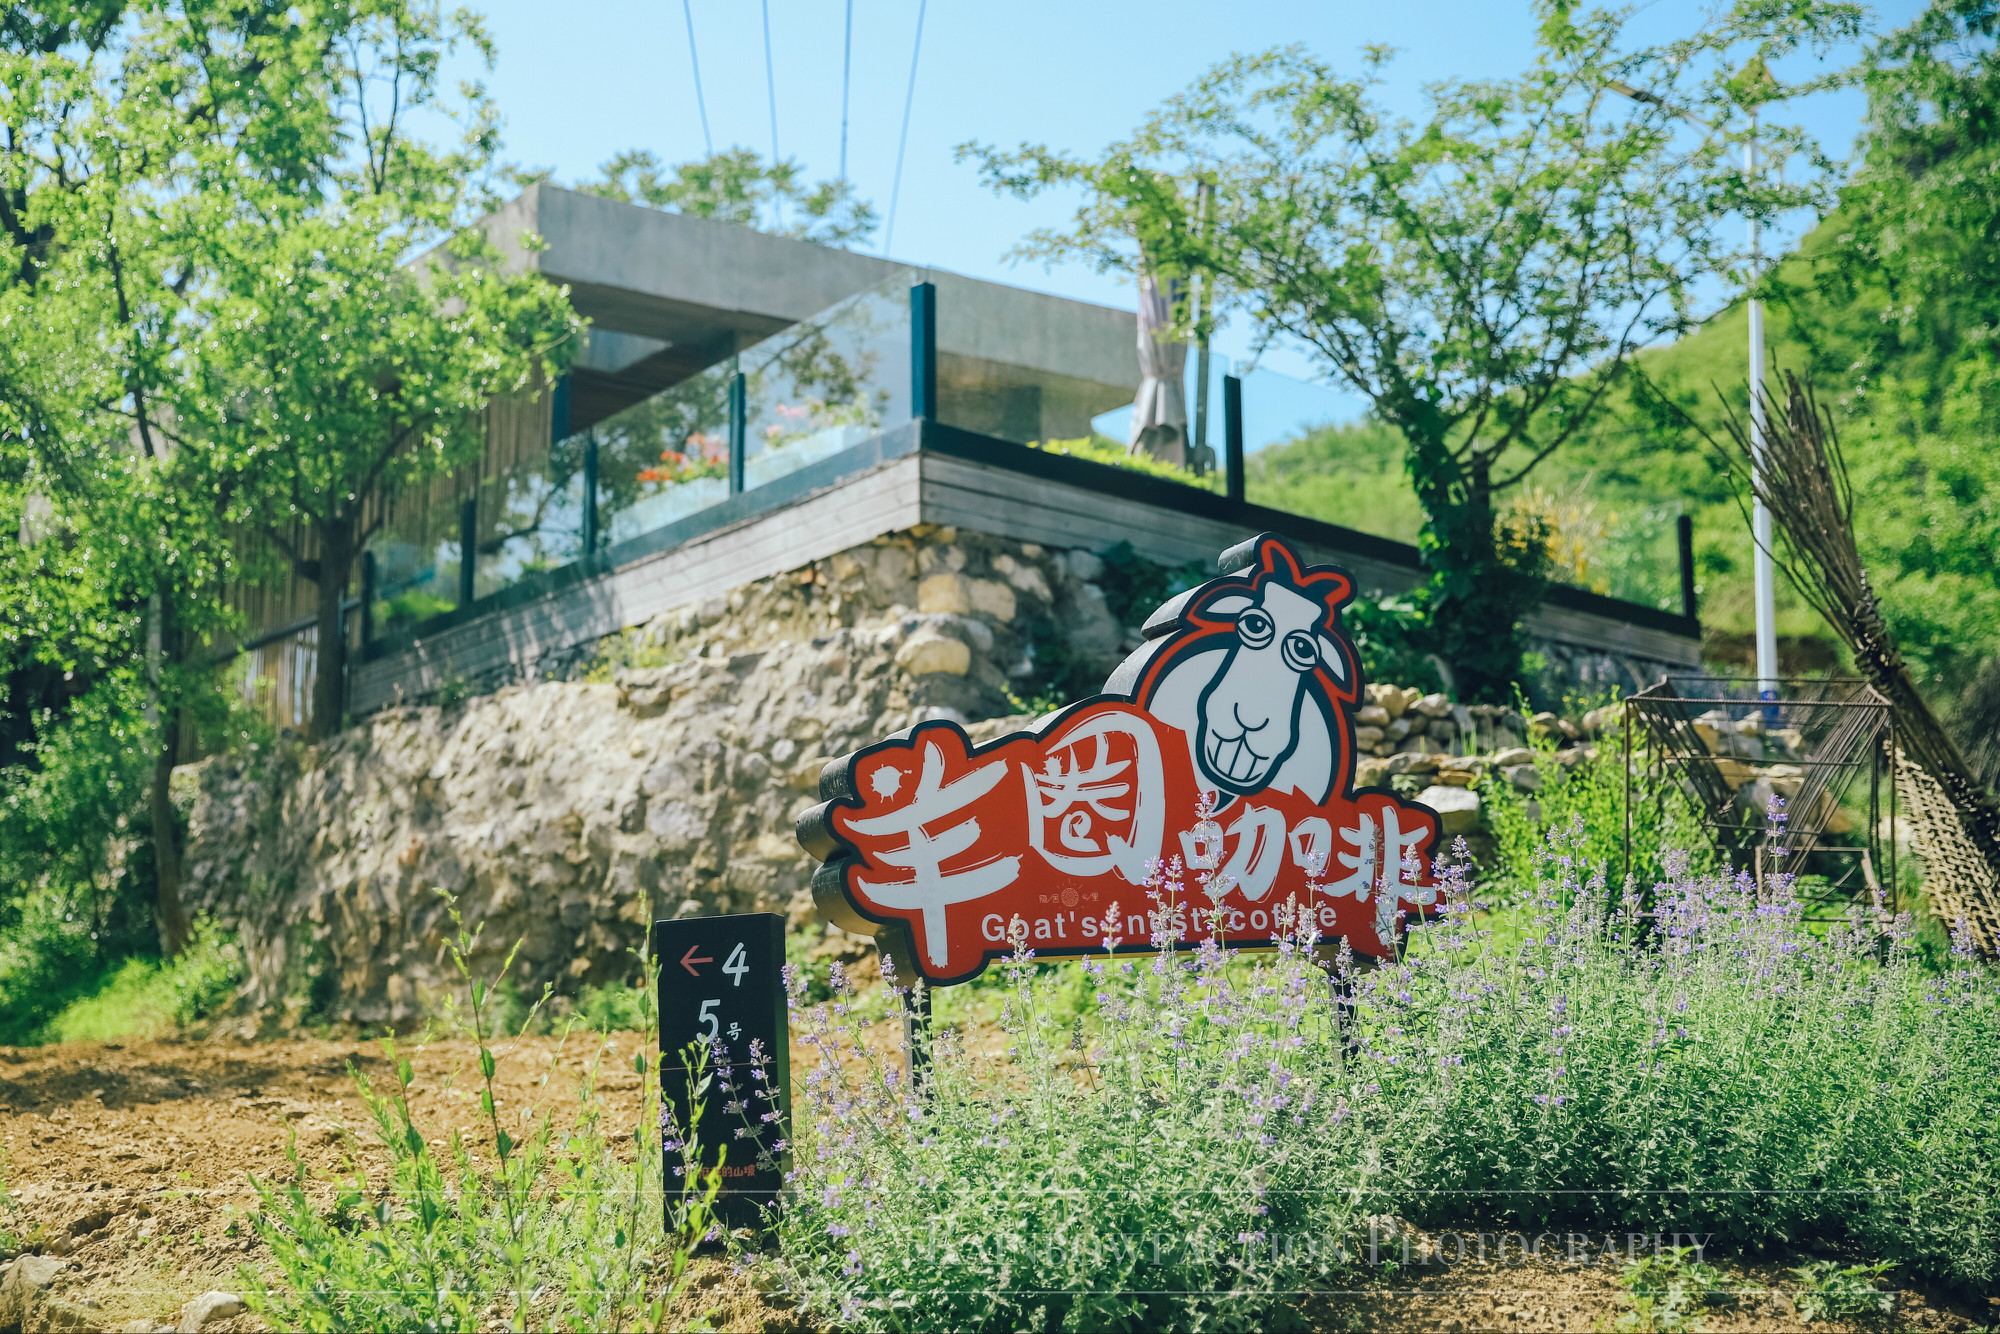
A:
[1246,216,2000,699]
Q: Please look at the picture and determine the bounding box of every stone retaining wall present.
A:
[181,524,1121,1024]
[180,522,1644,1026]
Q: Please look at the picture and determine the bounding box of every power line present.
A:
[682,0,713,157]
[884,0,927,256]
[761,0,780,163]
[762,0,781,228]
[839,0,853,180]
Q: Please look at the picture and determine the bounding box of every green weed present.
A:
[36,920,241,1044]
[242,895,715,1332]
[583,627,685,683]
[1481,723,1717,905]
[0,1146,16,1256]
[1791,1259,1895,1324]
[1613,1247,1732,1333]
[1025,435,1221,491]
[573,976,653,1034]
[374,589,458,631]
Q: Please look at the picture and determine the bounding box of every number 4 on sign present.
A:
[723,942,748,986]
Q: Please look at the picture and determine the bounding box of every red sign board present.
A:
[795,533,1442,985]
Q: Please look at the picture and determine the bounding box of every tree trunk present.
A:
[149,593,193,957]
[1403,439,1548,704]
[309,519,356,742]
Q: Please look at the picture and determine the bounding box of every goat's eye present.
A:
[1237,608,1275,647]
[1282,631,1318,672]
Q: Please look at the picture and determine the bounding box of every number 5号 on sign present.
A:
[653,912,790,1229]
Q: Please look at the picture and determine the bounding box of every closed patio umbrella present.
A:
[1128,267,1189,467]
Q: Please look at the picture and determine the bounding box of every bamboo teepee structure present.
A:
[1698,372,2000,954]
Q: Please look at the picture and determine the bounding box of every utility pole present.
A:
[1611,74,1782,700]
[1747,108,1780,705]
[1192,181,1215,475]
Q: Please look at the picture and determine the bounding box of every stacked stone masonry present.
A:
[181,525,1135,1024]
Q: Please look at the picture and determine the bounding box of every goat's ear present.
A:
[1206,593,1253,617]
[1317,635,1346,681]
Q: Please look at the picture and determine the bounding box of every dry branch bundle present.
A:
[1688,371,2000,953]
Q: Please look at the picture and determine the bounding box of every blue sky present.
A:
[446,0,1924,438]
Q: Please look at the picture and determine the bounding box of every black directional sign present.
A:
[653,912,790,1229]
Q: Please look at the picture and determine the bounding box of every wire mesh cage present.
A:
[1623,677,1895,913]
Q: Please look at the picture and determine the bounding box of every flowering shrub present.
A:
[1395,830,2000,1289]
[777,809,2000,1329]
[779,888,1376,1332]
[635,430,728,485]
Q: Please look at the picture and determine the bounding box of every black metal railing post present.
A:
[582,429,600,553]
[728,371,747,495]
[458,496,477,607]
[911,281,937,422]
[359,551,377,650]
[551,371,572,441]
[1223,374,1245,503]
[1677,513,1698,622]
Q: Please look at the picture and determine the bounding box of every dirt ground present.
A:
[1,1027,1994,1333]
[1297,1238,1995,1333]
[0,1027,696,1333]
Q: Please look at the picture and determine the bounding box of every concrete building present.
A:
[480,184,1140,442]
[225,186,1701,731]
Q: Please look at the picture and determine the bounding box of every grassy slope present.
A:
[1244,417,1426,548]
[1242,241,1850,668]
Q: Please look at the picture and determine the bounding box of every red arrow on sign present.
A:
[680,946,714,977]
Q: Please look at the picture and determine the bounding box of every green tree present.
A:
[0,0,362,950]
[175,6,580,741]
[1,0,577,961]
[1778,0,2000,706]
[1821,0,2000,388]
[190,227,578,741]
[965,1,1859,701]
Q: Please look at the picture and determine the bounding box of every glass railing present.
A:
[366,270,918,623]
[367,478,472,636]
[1088,354,1367,461]
[587,269,915,556]
[738,272,912,480]
[474,427,591,596]
[1085,355,1688,609]
[359,263,1691,656]
[592,358,738,548]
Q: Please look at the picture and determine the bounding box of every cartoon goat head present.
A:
[1156,536,1357,798]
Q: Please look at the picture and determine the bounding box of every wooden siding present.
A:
[217,387,557,738]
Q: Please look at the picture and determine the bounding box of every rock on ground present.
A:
[0,1256,67,1334]
[1416,785,1483,837]
[174,1291,242,1332]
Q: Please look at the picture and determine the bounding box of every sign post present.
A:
[653,912,790,1229]
[797,532,1444,988]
